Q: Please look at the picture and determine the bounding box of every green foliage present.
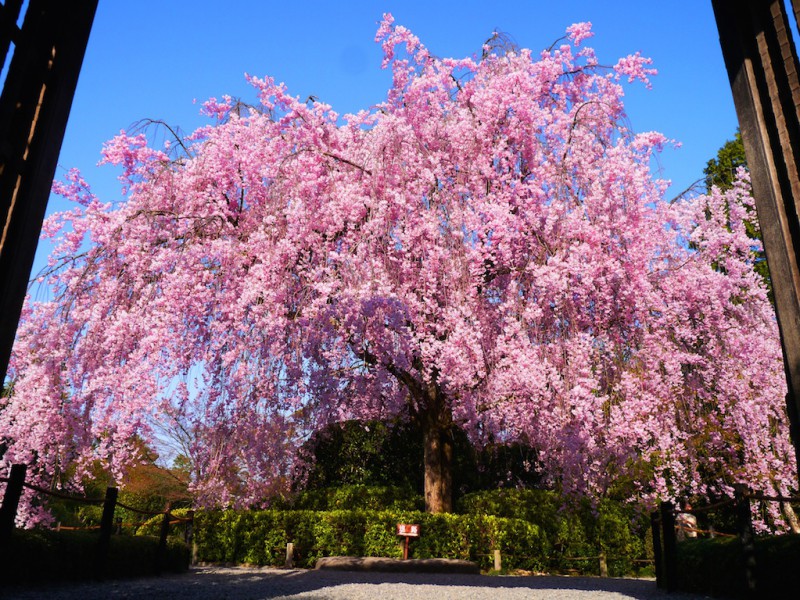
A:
[295,419,542,502]
[43,444,190,532]
[3,529,189,584]
[457,489,648,576]
[704,131,747,192]
[476,441,542,490]
[295,418,485,497]
[134,507,194,538]
[194,498,640,575]
[279,484,424,512]
[296,419,423,492]
[677,534,800,599]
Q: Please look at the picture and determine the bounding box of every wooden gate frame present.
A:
[0,0,98,385]
[713,0,800,482]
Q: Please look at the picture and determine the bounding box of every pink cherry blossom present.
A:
[1,16,793,526]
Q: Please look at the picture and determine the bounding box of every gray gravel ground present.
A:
[2,566,713,600]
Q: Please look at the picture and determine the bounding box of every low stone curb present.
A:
[315,556,480,574]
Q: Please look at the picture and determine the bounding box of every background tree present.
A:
[293,418,542,499]
[704,131,747,191]
[703,131,772,301]
[1,16,794,523]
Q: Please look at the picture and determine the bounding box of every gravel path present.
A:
[3,566,713,600]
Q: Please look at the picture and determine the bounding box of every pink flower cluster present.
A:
[1,15,793,527]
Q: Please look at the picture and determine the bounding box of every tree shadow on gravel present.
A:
[4,566,710,600]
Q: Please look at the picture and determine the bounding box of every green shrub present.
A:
[282,484,424,512]
[195,508,549,571]
[2,528,190,584]
[457,489,648,576]
[134,506,194,537]
[191,489,650,576]
[677,534,800,599]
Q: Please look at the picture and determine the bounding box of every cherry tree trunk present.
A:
[421,403,453,513]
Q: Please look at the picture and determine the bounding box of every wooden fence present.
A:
[0,463,194,578]
[652,486,800,598]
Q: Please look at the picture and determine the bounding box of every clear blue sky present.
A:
[40,0,742,270]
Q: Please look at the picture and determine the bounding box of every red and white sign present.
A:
[396,523,420,537]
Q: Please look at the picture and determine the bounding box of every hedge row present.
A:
[676,534,800,599]
[195,509,549,572]
[195,509,649,575]
[457,489,650,576]
[3,529,190,584]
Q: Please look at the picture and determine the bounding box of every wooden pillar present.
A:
[94,486,118,580]
[0,0,97,385]
[651,510,664,588]
[735,487,759,597]
[155,503,171,575]
[712,0,800,483]
[660,501,678,593]
[0,463,26,544]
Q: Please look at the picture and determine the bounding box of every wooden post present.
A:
[184,510,195,545]
[651,510,664,589]
[155,503,171,575]
[285,542,294,568]
[185,510,197,566]
[598,551,608,578]
[0,464,26,545]
[493,548,502,571]
[94,486,118,580]
[712,0,800,483]
[660,502,678,593]
[735,488,758,597]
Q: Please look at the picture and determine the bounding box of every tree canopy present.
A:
[1,16,794,524]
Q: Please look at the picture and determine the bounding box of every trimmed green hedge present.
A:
[3,529,190,584]
[193,488,650,575]
[677,534,800,599]
[197,508,562,573]
[458,489,650,576]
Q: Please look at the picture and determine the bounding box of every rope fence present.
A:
[21,480,105,504]
[1,463,195,578]
[743,491,800,503]
[652,486,800,596]
[7,464,800,586]
[681,497,735,514]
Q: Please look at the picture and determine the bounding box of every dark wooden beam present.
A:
[712,0,800,482]
[0,0,97,385]
[0,0,24,71]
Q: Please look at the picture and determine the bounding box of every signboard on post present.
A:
[396,523,420,537]
[396,523,420,560]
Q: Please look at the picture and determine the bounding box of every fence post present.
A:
[660,501,678,593]
[493,549,502,571]
[285,542,294,568]
[185,510,197,565]
[95,486,118,580]
[735,486,758,598]
[0,464,26,547]
[598,551,608,577]
[155,502,171,575]
[651,510,663,588]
